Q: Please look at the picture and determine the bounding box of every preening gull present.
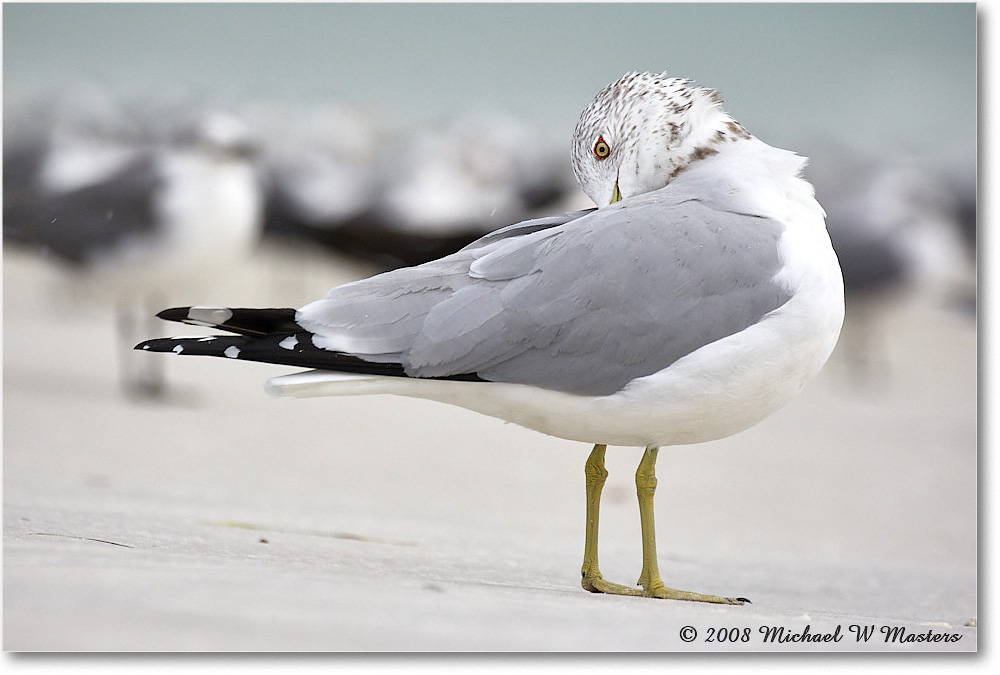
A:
[138,72,844,603]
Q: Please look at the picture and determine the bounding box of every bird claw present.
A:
[646,584,749,605]
[583,571,748,604]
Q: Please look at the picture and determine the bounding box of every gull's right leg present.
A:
[580,444,642,596]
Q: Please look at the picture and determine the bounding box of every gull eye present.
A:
[593,136,611,160]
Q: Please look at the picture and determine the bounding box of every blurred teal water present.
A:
[3,3,976,169]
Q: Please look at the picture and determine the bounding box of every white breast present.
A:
[156,150,262,260]
[89,150,263,292]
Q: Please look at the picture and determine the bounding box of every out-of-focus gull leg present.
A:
[117,298,167,399]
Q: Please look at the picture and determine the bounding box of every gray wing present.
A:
[297,191,791,396]
[456,208,596,251]
[4,153,163,266]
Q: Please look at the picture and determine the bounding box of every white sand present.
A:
[2,245,977,651]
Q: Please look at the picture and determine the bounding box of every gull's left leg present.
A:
[635,446,749,605]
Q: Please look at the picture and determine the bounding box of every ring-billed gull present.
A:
[260,106,574,269]
[138,72,844,604]
[807,150,971,380]
[7,111,263,397]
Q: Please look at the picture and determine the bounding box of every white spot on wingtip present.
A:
[187,306,234,327]
[172,345,184,354]
[142,345,150,350]
[278,336,298,350]
[224,345,241,358]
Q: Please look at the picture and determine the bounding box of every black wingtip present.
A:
[156,307,192,322]
[134,338,176,352]
[152,306,300,336]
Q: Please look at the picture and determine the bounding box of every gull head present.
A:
[571,72,752,207]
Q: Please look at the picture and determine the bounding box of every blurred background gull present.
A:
[367,108,575,267]
[806,147,975,383]
[255,104,574,270]
[4,87,265,397]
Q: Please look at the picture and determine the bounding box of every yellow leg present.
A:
[580,444,748,604]
[634,446,748,604]
[581,444,642,595]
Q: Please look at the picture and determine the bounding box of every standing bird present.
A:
[138,72,844,604]
[5,112,264,397]
[807,151,972,381]
[260,106,575,270]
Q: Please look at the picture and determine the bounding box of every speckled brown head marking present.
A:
[571,72,756,206]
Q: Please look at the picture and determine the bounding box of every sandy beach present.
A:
[2,243,977,652]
